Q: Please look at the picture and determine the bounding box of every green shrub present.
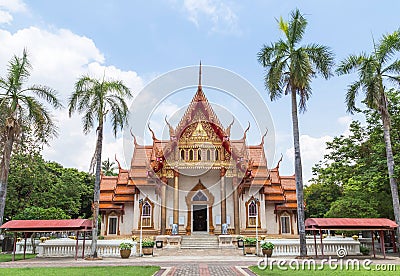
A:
[119,242,133,250]
[360,245,370,255]
[244,237,257,245]
[261,241,274,249]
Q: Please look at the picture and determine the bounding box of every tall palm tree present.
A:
[337,30,400,242]
[0,49,61,225]
[68,75,132,258]
[257,9,334,257]
[102,158,118,176]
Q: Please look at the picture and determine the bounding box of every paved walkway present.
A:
[0,249,399,276]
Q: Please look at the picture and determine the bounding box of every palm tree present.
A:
[68,75,132,258]
[257,9,334,257]
[102,158,118,176]
[0,49,61,225]
[336,30,400,242]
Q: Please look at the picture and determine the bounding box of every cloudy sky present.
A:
[0,0,399,184]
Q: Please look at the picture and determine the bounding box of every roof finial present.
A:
[198,60,202,88]
[115,154,122,170]
[242,121,250,140]
[148,123,156,140]
[261,128,268,145]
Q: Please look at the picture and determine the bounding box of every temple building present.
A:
[99,66,298,238]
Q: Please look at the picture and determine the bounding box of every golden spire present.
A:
[198,60,202,89]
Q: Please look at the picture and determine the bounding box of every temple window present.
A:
[246,197,260,228]
[215,149,219,160]
[192,190,208,201]
[281,215,290,234]
[180,149,185,160]
[197,149,202,160]
[140,199,154,228]
[207,149,211,161]
[108,217,117,235]
[189,149,194,160]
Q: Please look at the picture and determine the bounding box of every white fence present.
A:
[268,237,360,256]
[16,239,137,257]
[15,236,360,257]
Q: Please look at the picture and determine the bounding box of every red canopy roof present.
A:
[305,218,398,230]
[0,219,93,232]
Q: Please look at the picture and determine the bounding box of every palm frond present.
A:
[336,54,365,75]
[22,85,63,109]
[304,43,334,79]
[288,8,307,47]
[376,29,400,64]
[346,80,362,113]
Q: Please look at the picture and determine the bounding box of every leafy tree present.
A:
[102,158,118,176]
[325,196,379,218]
[13,206,70,220]
[309,91,400,220]
[336,30,400,241]
[5,151,94,220]
[257,9,334,257]
[0,49,62,225]
[304,182,342,218]
[68,75,132,258]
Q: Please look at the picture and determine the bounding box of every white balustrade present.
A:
[16,239,137,257]
[265,237,360,256]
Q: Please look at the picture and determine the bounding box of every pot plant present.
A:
[119,242,133,258]
[261,241,274,257]
[243,237,257,255]
[142,237,155,256]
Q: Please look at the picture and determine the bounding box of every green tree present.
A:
[102,158,118,176]
[13,206,70,220]
[5,151,94,220]
[257,9,334,257]
[304,182,342,218]
[68,75,132,258]
[336,30,400,241]
[0,49,62,225]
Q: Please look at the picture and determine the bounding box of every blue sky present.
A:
[1,0,399,183]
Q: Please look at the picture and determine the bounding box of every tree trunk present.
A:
[91,123,103,258]
[0,127,15,226]
[381,114,400,243]
[291,89,307,257]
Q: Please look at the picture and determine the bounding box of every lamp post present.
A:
[138,198,143,257]
[253,196,260,256]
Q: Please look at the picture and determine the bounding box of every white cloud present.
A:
[180,0,239,34]
[286,135,333,184]
[0,26,144,171]
[0,0,27,24]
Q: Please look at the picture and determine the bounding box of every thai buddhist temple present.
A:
[99,65,298,237]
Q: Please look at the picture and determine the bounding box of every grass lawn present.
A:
[0,266,160,276]
[250,264,399,275]
[0,254,37,262]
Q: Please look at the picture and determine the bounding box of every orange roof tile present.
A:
[276,202,297,210]
[265,195,285,202]
[99,203,123,210]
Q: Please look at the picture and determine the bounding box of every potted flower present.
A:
[243,237,257,255]
[261,241,274,257]
[142,237,155,256]
[119,242,133,258]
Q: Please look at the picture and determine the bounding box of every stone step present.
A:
[181,235,220,249]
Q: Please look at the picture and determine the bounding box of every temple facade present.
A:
[99,67,298,238]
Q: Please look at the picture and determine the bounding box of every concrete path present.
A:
[0,249,398,276]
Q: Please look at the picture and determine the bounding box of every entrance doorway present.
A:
[192,205,207,231]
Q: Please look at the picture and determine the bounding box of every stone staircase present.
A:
[181,234,220,249]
